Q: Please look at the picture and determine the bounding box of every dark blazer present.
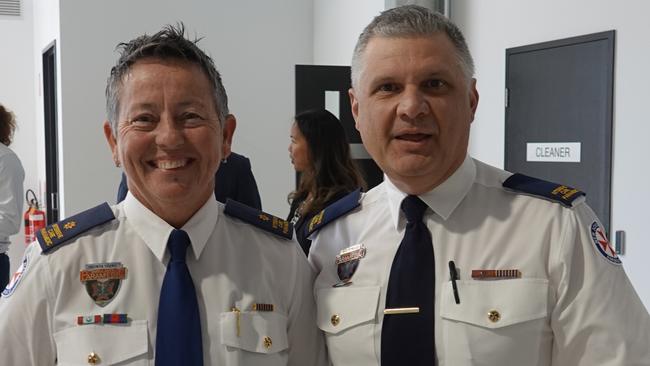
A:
[287,190,350,256]
[117,152,262,209]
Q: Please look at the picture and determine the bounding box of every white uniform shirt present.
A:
[310,156,650,366]
[0,193,327,365]
[0,143,25,253]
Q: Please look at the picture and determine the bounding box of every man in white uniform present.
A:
[0,25,327,366]
[309,5,650,366]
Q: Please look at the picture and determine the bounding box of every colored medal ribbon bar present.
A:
[383,307,420,315]
[471,269,521,279]
[77,313,128,325]
[77,315,102,325]
[103,313,128,324]
[253,303,274,312]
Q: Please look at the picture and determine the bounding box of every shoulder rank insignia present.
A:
[37,202,115,254]
[307,189,361,237]
[503,173,585,207]
[224,199,293,240]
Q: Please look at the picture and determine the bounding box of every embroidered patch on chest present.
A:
[590,221,621,265]
[80,262,128,307]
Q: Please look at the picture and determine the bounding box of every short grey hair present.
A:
[351,5,475,88]
[105,23,229,133]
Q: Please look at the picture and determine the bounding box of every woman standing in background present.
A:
[0,103,25,290]
[288,108,365,255]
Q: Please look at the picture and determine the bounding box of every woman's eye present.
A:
[129,115,156,128]
[182,113,206,125]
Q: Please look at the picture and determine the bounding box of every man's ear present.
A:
[221,114,236,159]
[349,88,360,131]
[469,78,479,123]
[103,121,119,165]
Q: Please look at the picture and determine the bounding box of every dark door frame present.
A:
[43,41,59,224]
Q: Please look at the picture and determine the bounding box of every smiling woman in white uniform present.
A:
[0,25,327,366]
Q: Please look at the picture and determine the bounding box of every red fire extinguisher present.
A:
[24,189,46,245]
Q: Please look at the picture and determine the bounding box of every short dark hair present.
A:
[289,109,366,214]
[105,23,228,132]
[0,103,17,146]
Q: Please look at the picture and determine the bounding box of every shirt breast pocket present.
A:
[439,279,551,366]
[316,286,380,366]
[220,311,289,365]
[54,320,149,365]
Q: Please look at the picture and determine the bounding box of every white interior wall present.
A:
[313,0,384,65]
[452,0,650,309]
[57,0,313,219]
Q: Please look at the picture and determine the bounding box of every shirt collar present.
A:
[385,155,476,230]
[123,192,219,262]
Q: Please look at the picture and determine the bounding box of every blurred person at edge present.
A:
[287,108,365,255]
[0,103,25,290]
[307,5,650,366]
[0,24,327,366]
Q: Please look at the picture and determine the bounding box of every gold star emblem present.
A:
[63,221,77,230]
[258,214,270,221]
[308,211,324,232]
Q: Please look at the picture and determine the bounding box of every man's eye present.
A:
[424,79,446,89]
[378,84,399,92]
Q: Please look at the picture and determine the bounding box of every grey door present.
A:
[505,31,614,232]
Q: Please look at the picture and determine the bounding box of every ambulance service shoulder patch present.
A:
[590,221,621,265]
[2,251,30,298]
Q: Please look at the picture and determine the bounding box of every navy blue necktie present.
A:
[156,229,203,366]
[381,195,436,365]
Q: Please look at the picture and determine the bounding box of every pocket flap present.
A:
[440,279,548,329]
[54,320,148,365]
[316,286,380,334]
[220,311,289,354]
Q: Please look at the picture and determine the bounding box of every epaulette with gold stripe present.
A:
[306,189,361,237]
[224,199,293,240]
[503,173,585,207]
[37,202,115,254]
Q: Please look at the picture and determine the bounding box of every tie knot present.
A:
[167,229,191,263]
[401,195,428,223]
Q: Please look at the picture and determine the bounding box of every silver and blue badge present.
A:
[333,244,366,287]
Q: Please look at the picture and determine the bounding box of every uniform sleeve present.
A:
[286,243,329,366]
[0,242,57,365]
[234,156,262,210]
[550,203,650,365]
[0,152,25,237]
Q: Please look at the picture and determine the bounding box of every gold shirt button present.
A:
[488,309,501,323]
[87,352,100,364]
[263,336,273,349]
[331,314,341,326]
